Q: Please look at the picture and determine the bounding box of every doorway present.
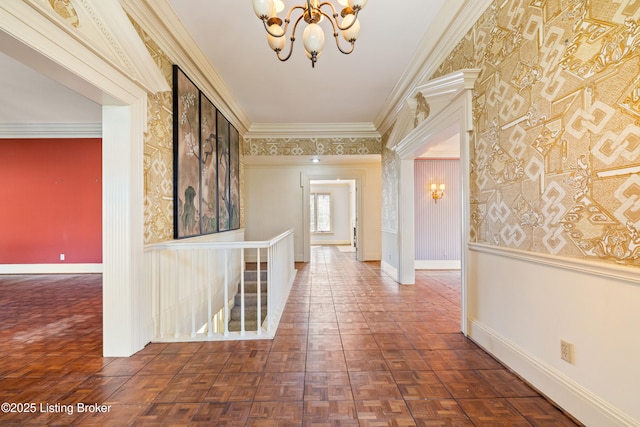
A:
[0,4,164,356]
[390,69,480,335]
[309,179,357,251]
[303,172,364,263]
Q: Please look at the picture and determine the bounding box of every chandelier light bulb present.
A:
[267,23,286,51]
[252,0,274,19]
[303,23,325,54]
[348,0,367,9]
[274,0,285,13]
[341,13,360,42]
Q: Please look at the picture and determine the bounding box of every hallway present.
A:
[0,246,578,425]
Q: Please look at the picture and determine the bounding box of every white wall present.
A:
[468,245,640,425]
[310,181,352,246]
[244,160,381,262]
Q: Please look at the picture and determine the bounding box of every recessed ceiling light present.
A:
[311,158,320,163]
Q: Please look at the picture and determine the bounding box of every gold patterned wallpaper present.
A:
[134,24,175,244]
[431,0,640,267]
[243,136,382,156]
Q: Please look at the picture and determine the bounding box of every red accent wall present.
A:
[0,138,102,264]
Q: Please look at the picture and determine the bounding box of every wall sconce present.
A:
[430,183,445,203]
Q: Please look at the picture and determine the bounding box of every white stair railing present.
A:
[144,229,295,341]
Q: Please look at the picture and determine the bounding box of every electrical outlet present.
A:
[560,340,573,364]
[60,253,65,261]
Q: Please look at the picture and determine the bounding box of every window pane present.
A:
[316,194,331,232]
[310,194,316,233]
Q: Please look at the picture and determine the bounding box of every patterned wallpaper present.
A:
[431,0,640,267]
[133,22,175,244]
[243,136,382,156]
[381,127,399,233]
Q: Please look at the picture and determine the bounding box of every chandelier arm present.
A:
[317,10,355,54]
[262,4,307,38]
[275,13,306,62]
[333,35,356,55]
[317,1,360,31]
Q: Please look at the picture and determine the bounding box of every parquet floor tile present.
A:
[254,372,305,401]
[405,399,473,426]
[0,247,579,426]
[190,401,252,426]
[391,371,451,400]
[304,372,353,401]
[355,399,415,426]
[349,371,402,400]
[456,398,531,426]
[205,373,262,402]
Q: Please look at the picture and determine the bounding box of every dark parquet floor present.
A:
[0,246,579,426]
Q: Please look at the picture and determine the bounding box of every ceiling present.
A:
[1,0,453,133]
[165,0,447,128]
[0,51,101,125]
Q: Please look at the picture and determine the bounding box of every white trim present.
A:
[21,0,168,94]
[470,320,638,427]
[0,263,102,274]
[380,259,398,282]
[415,260,461,270]
[310,240,351,246]
[0,123,102,138]
[376,0,493,134]
[468,243,640,286]
[246,122,381,139]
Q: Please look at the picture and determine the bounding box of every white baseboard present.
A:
[470,320,637,427]
[380,259,398,281]
[310,239,351,245]
[415,259,461,270]
[0,264,103,274]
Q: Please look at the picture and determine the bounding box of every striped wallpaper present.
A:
[414,159,461,262]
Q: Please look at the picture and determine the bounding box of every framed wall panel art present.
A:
[172,64,240,239]
[173,65,201,238]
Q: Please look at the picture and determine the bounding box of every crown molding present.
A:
[0,123,102,138]
[121,0,250,135]
[245,122,381,140]
[21,0,169,94]
[375,0,493,136]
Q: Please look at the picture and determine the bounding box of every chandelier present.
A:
[251,0,368,67]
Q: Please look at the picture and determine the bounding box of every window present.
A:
[310,192,332,232]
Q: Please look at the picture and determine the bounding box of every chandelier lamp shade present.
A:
[252,0,368,67]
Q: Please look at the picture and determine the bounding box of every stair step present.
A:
[237,281,268,294]
[227,268,269,332]
[244,270,267,282]
[234,293,268,306]
[228,319,264,332]
[230,306,268,321]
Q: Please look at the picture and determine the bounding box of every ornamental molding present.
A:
[375,0,493,135]
[246,122,380,140]
[0,123,102,138]
[13,0,168,95]
[390,68,481,158]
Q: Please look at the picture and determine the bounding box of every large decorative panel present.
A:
[432,0,640,266]
[173,65,241,238]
